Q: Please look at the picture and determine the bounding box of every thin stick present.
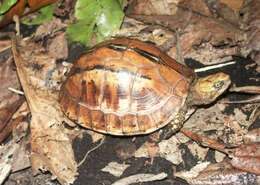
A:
[77,136,105,167]
[194,61,235,73]
[8,87,24,95]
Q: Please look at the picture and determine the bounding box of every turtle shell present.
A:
[59,38,196,135]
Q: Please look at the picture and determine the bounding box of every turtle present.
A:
[59,38,231,138]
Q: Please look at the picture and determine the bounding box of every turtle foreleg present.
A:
[158,109,187,140]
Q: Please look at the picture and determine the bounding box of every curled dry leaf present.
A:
[8,33,77,185]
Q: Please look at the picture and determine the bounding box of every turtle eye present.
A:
[214,81,224,89]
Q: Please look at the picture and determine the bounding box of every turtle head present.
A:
[188,72,231,105]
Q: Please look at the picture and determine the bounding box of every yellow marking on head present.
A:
[193,72,231,105]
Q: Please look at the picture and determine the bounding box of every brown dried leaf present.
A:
[101,162,130,177]
[0,58,25,143]
[0,40,11,53]
[240,0,260,70]
[34,18,67,40]
[131,0,179,15]
[244,128,260,143]
[191,160,258,185]
[231,143,260,175]
[219,0,243,11]
[10,34,77,184]
[0,58,21,109]
[47,33,68,60]
[127,0,242,65]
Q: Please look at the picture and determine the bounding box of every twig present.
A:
[77,136,105,167]
[230,86,260,94]
[194,61,235,73]
[13,15,20,36]
[112,172,167,185]
[249,104,260,124]
[221,95,260,104]
[8,87,24,95]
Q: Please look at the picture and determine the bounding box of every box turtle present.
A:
[59,38,231,137]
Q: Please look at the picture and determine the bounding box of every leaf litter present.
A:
[0,0,260,185]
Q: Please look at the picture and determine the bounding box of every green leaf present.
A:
[75,0,100,20]
[118,0,123,5]
[0,0,17,14]
[22,4,54,25]
[67,20,95,47]
[66,0,124,47]
[96,0,124,38]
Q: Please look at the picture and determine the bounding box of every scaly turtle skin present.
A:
[59,38,231,136]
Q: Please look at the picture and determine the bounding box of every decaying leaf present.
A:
[240,0,260,71]
[0,57,24,143]
[178,159,259,185]
[244,128,260,143]
[127,0,243,64]
[0,118,30,184]
[219,0,243,11]
[47,32,68,60]
[8,33,77,185]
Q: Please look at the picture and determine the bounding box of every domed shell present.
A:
[59,38,195,135]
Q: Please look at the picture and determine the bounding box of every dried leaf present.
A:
[191,160,257,185]
[47,33,68,59]
[231,143,260,175]
[219,0,243,11]
[158,136,182,165]
[244,128,260,143]
[132,0,178,15]
[9,34,78,185]
[101,162,130,177]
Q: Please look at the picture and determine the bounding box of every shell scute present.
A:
[78,105,92,128]
[121,114,138,134]
[105,114,122,134]
[91,110,106,131]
